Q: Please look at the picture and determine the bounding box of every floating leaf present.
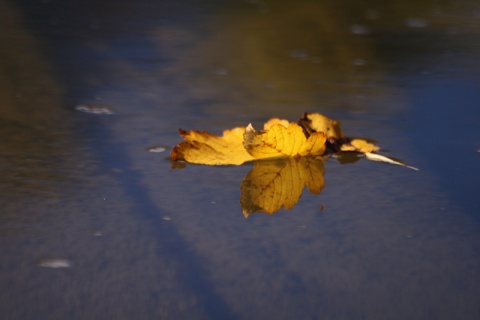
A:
[170,112,418,217]
[171,112,417,171]
[240,157,325,216]
[243,122,326,160]
[172,120,326,165]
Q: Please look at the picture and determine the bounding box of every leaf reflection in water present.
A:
[240,157,324,217]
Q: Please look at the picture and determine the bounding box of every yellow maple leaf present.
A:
[171,127,254,165]
[243,122,326,160]
[240,157,325,216]
[171,119,326,165]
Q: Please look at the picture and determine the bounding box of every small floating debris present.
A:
[405,18,428,28]
[353,58,366,66]
[366,10,378,20]
[147,146,167,153]
[38,258,72,269]
[365,152,419,171]
[288,50,309,60]
[215,68,229,76]
[75,104,114,115]
[350,24,371,35]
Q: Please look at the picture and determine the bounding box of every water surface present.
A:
[1,0,479,319]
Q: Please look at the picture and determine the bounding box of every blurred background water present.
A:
[1,0,479,319]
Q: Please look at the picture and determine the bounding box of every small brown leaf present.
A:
[340,138,380,153]
[299,112,344,140]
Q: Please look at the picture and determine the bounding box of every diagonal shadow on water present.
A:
[86,117,238,319]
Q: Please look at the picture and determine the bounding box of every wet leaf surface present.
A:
[243,122,326,160]
[171,127,254,165]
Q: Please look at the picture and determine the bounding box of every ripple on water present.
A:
[147,146,168,153]
[350,24,371,35]
[74,104,115,115]
[405,18,428,28]
[37,258,72,269]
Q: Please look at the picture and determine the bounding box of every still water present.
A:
[1,0,480,319]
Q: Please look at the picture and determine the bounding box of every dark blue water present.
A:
[1,0,479,319]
